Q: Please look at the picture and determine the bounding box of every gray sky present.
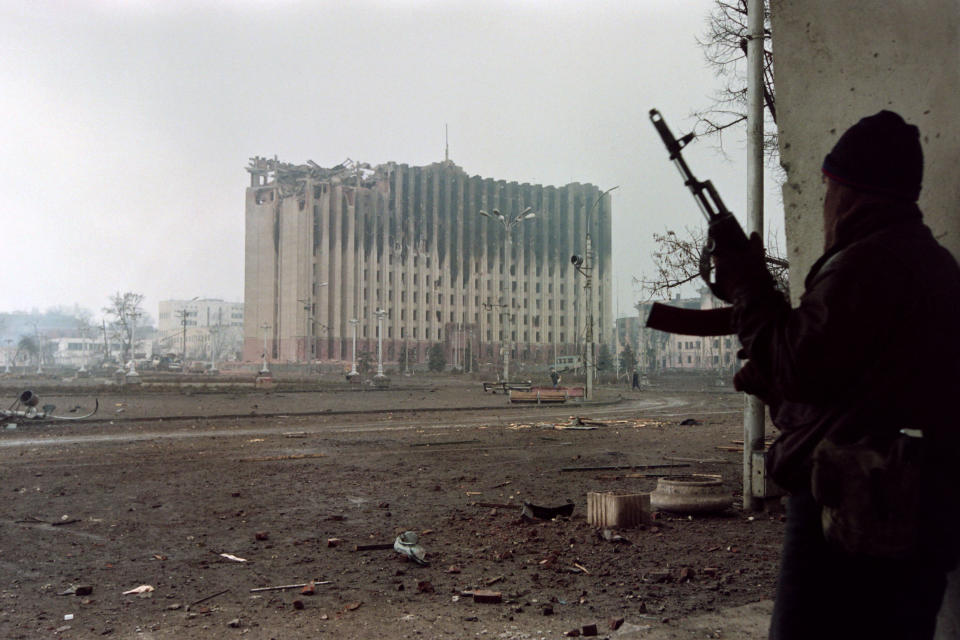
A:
[1,0,783,322]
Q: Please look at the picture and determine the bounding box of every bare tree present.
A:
[635,226,789,300]
[694,0,777,160]
[103,292,145,364]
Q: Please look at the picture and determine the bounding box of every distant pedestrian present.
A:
[549,368,560,389]
[631,371,640,390]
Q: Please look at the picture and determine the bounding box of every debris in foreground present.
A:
[394,531,428,565]
[249,581,331,593]
[122,585,154,595]
[587,492,651,528]
[521,501,574,520]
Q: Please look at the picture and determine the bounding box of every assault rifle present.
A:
[644,109,749,336]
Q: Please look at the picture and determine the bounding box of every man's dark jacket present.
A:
[732,196,960,503]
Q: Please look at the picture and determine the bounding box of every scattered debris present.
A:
[417,581,435,593]
[218,553,248,563]
[473,501,517,509]
[570,417,609,427]
[610,617,625,630]
[485,576,504,586]
[561,463,689,473]
[189,588,230,606]
[521,501,574,520]
[409,439,481,447]
[581,623,599,636]
[679,418,702,426]
[599,529,632,544]
[227,618,241,628]
[342,601,363,612]
[572,562,590,574]
[1,390,99,421]
[283,432,308,438]
[51,518,80,527]
[242,453,326,462]
[394,531,428,565]
[447,565,461,574]
[255,531,269,541]
[292,599,305,610]
[300,581,316,595]
[354,543,394,552]
[249,581,330,593]
[587,492,651,528]
[326,537,342,547]
[664,455,732,465]
[467,590,502,604]
[122,585,154,595]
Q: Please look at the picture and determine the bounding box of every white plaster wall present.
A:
[770,1,959,636]
[771,0,959,284]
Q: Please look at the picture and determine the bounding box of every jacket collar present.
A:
[806,197,922,287]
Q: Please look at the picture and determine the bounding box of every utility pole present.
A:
[259,322,271,375]
[744,0,766,511]
[126,311,141,383]
[479,205,537,383]
[572,186,618,401]
[348,318,359,378]
[374,308,387,379]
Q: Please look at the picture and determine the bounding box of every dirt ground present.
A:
[0,375,782,639]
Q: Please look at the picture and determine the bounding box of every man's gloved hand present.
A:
[710,231,774,303]
[733,360,779,408]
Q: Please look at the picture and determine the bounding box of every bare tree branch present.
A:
[636,226,790,301]
[695,0,778,163]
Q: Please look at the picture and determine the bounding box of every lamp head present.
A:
[570,254,584,268]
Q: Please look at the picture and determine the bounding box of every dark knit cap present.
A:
[822,110,923,201]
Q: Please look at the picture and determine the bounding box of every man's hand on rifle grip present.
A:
[710,231,773,303]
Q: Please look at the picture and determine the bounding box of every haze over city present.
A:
[1,0,784,321]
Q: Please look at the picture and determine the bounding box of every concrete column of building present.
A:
[771,1,959,633]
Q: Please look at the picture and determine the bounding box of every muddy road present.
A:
[0,378,780,639]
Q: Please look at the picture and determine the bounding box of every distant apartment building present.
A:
[157,299,244,359]
[242,157,612,368]
[635,289,737,372]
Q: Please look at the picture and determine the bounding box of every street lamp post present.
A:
[374,308,387,378]
[348,318,359,377]
[571,186,618,401]
[260,322,271,375]
[478,206,537,383]
[299,281,327,363]
[127,311,141,383]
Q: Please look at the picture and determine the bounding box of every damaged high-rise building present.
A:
[243,156,612,370]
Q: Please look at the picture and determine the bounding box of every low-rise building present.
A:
[635,289,736,373]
